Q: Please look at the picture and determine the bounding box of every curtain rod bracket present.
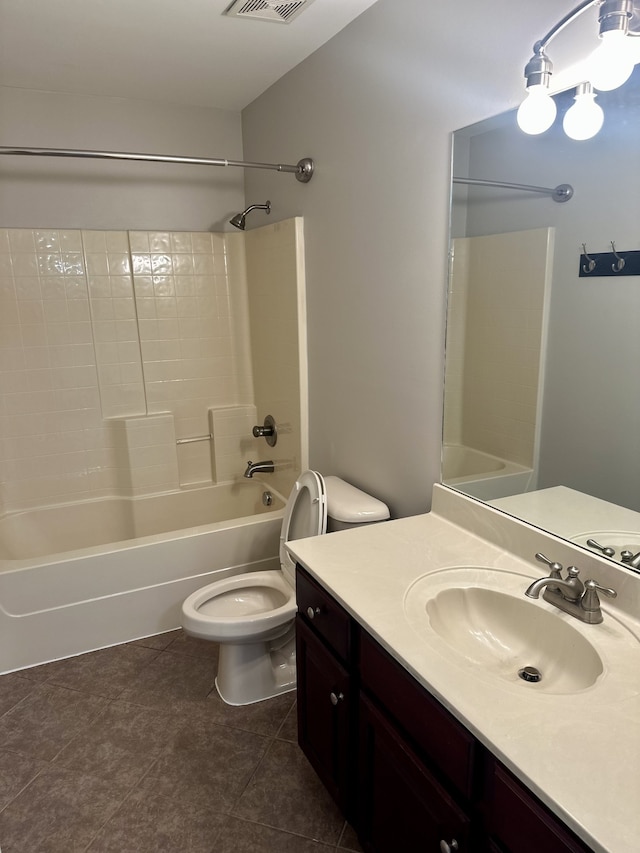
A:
[295,158,314,183]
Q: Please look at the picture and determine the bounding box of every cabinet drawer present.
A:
[296,566,351,662]
[486,762,592,853]
[359,630,476,799]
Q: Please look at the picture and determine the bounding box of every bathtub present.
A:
[442,443,535,501]
[0,481,285,674]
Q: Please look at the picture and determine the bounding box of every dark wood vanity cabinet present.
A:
[295,567,354,813]
[295,566,594,853]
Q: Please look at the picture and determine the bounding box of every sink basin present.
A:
[404,568,608,695]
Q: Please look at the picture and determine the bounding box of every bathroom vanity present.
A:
[288,486,640,853]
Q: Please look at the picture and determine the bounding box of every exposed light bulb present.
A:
[590,29,635,91]
[516,85,558,134]
[563,84,605,140]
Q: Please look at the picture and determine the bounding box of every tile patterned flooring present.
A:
[0,631,362,853]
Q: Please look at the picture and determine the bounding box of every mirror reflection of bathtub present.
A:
[441,443,534,501]
[0,481,285,674]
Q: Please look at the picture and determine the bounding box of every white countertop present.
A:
[287,487,640,853]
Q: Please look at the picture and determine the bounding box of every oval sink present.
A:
[404,567,607,695]
[427,586,603,693]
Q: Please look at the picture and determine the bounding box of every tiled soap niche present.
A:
[0,228,271,510]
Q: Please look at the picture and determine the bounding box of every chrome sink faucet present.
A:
[525,553,617,624]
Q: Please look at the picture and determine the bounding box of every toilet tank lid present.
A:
[324,475,390,523]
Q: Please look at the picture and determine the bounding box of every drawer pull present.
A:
[439,840,459,853]
[306,606,321,620]
[330,691,344,706]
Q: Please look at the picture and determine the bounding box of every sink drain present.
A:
[518,666,542,683]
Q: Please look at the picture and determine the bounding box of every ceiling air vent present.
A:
[223,0,316,24]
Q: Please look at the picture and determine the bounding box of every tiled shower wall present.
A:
[0,225,302,514]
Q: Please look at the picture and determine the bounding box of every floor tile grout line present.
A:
[79,750,170,853]
[0,681,40,721]
[221,812,341,848]
[0,758,51,817]
[47,695,117,767]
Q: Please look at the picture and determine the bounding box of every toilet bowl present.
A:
[181,470,389,706]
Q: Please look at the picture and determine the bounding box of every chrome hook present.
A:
[581,243,596,274]
[610,241,625,272]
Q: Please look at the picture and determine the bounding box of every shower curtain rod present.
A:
[0,146,315,183]
[453,176,573,203]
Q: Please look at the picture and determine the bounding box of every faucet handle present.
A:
[586,539,616,558]
[584,579,616,597]
[581,579,617,613]
[252,415,277,447]
[535,552,563,577]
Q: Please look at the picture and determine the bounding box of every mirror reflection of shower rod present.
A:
[453,176,573,203]
[0,146,315,183]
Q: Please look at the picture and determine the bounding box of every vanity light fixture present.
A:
[517,0,640,138]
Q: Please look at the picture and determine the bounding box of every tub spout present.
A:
[244,460,274,478]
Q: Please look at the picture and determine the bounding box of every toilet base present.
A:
[214,629,297,706]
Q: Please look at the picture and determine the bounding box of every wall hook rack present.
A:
[578,244,640,278]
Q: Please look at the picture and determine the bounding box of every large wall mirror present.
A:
[443,67,640,568]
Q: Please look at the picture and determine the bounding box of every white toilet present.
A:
[181,470,389,705]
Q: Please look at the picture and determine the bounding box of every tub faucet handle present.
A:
[252,415,277,447]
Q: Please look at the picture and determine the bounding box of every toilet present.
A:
[181,470,389,705]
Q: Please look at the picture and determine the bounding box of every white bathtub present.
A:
[0,481,285,674]
[442,444,534,501]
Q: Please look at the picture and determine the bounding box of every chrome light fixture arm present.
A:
[534,0,600,54]
[524,1,600,89]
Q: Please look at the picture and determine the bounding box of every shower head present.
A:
[229,200,271,230]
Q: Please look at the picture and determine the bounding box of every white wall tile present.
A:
[0,224,303,512]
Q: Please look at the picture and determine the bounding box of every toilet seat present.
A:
[181,570,296,642]
[279,469,327,580]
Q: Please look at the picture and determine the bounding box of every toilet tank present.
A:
[324,476,390,532]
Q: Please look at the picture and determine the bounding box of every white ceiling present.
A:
[0,0,380,112]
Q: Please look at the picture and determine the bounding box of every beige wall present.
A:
[241,0,585,517]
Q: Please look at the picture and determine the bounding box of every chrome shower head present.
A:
[229,200,271,230]
[229,212,246,229]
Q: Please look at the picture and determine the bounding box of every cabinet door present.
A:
[296,615,352,812]
[486,762,593,853]
[357,693,471,853]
